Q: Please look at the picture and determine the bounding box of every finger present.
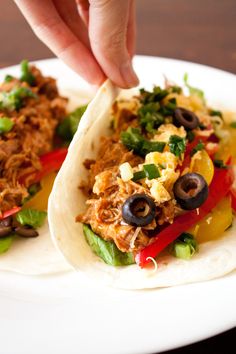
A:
[75,0,90,26]
[127,0,136,58]
[53,0,90,47]
[14,0,105,85]
[89,0,139,88]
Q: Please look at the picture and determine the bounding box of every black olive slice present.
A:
[122,193,156,227]
[174,108,199,130]
[0,226,12,237]
[173,173,208,210]
[0,216,12,227]
[15,226,39,238]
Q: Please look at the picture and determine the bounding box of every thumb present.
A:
[88,0,139,88]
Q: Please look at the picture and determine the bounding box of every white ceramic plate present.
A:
[0,56,235,354]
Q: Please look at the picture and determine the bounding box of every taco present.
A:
[49,79,236,288]
[0,60,87,274]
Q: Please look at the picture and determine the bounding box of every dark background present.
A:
[0,0,236,353]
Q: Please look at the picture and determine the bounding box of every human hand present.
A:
[14,0,139,88]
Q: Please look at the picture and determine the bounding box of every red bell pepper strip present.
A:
[34,147,68,183]
[19,148,68,185]
[2,148,67,221]
[230,188,236,212]
[136,165,234,267]
[0,206,21,220]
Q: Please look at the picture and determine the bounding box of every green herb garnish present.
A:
[57,105,87,141]
[121,127,166,157]
[183,73,205,101]
[139,86,169,104]
[159,98,177,116]
[172,233,198,260]
[230,122,236,129]
[138,102,164,133]
[0,87,37,111]
[210,109,223,118]
[20,60,35,86]
[186,130,195,142]
[143,164,160,179]
[16,209,47,229]
[132,170,146,182]
[4,75,14,83]
[168,135,186,157]
[83,224,135,266]
[213,159,228,169]
[0,117,14,134]
[190,141,205,156]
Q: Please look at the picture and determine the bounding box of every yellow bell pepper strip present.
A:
[136,164,234,268]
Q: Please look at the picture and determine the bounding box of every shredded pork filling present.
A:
[0,66,67,213]
[77,104,178,253]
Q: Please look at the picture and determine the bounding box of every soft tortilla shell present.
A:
[48,80,236,289]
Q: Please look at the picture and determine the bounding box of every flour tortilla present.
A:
[48,80,236,289]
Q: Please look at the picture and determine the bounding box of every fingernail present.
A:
[120,60,139,88]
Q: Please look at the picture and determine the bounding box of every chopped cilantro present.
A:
[213,159,228,169]
[139,86,169,104]
[210,109,223,118]
[190,141,205,156]
[4,75,14,83]
[170,86,182,94]
[186,130,195,142]
[138,102,164,133]
[168,135,186,157]
[121,127,165,157]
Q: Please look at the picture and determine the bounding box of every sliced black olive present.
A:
[0,216,12,227]
[122,193,156,226]
[15,226,39,238]
[173,173,208,210]
[173,108,199,130]
[0,226,12,237]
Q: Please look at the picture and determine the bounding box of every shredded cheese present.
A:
[146,257,158,273]
[130,227,141,249]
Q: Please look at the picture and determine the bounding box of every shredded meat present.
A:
[0,65,67,213]
[78,103,177,254]
[82,136,143,194]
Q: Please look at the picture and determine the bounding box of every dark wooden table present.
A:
[1,0,236,353]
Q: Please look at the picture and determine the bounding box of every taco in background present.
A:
[49,79,236,288]
[0,60,87,274]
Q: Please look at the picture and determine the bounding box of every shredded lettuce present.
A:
[183,73,205,101]
[83,224,135,266]
[16,209,47,228]
[57,105,87,141]
[0,236,13,254]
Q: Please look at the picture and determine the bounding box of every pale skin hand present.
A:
[14,0,139,88]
